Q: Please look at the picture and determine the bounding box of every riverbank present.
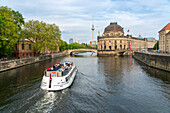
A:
[133,52,170,72]
[0,51,68,73]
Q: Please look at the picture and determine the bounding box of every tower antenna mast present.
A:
[91,16,95,41]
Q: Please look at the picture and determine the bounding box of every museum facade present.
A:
[97,22,157,55]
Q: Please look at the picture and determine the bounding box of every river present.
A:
[0,52,169,113]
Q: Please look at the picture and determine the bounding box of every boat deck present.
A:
[46,66,73,77]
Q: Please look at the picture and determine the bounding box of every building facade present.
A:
[159,23,170,53]
[75,39,80,44]
[146,37,157,51]
[13,40,34,58]
[97,22,156,55]
[165,31,170,53]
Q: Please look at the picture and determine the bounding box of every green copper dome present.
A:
[137,34,143,39]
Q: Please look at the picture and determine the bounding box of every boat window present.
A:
[51,72,57,77]
[44,71,46,76]
[46,71,53,77]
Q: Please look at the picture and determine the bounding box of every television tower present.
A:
[91,17,95,41]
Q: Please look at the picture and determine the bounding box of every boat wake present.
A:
[26,89,69,113]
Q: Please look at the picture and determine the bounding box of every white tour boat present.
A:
[40,61,78,91]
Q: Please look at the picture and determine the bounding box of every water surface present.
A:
[0,52,169,113]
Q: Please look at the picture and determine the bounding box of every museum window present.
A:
[109,41,111,50]
[29,44,31,50]
[22,44,24,50]
[120,45,122,50]
[115,40,117,44]
[104,41,106,50]
[124,45,126,49]
[109,46,111,50]
[115,45,117,50]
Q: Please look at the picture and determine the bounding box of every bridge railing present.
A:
[68,49,97,54]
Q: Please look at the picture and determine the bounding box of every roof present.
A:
[137,34,143,39]
[64,61,72,63]
[159,23,170,32]
[166,31,170,35]
[104,22,124,33]
[147,37,154,40]
[146,37,155,40]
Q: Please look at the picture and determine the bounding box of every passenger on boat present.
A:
[61,66,65,71]
[53,65,55,69]
[55,63,60,67]
[58,66,65,76]
[47,68,51,71]
[65,63,71,70]
[68,63,70,67]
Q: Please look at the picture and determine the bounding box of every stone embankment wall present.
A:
[133,52,170,72]
[0,51,68,72]
[97,50,133,56]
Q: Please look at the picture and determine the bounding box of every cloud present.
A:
[1,0,170,42]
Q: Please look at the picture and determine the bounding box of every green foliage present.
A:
[0,16,5,26]
[0,6,24,58]
[68,43,93,49]
[23,20,61,55]
[153,41,159,50]
[59,40,68,51]
[59,42,94,51]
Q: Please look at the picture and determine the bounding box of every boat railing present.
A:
[44,63,73,77]
[45,71,62,77]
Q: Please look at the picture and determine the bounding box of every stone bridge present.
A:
[67,49,97,55]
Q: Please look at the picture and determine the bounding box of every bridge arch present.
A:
[67,49,97,55]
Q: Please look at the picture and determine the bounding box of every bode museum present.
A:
[97,22,157,55]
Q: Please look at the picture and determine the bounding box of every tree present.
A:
[68,43,93,49]
[23,20,61,55]
[0,6,24,58]
[59,40,68,51]
[153,41,159,50]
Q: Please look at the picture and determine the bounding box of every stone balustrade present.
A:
[133,52,170,72]
[0,51,68,72]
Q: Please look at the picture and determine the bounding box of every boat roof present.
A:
[64,61,72,63]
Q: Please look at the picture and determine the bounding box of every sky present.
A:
[1,0,170,43]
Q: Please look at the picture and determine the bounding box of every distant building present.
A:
[97,22,156,55]
[81,43,86,45]
[146,37,157,51]
[166,31,170,53]
[69,38,73,44]
[75,39,80,44]
[89,41,97,48]
[90,41,97,45]
[159,23,170,53]
[137,34,144,39]
[13,39,34,58]
[12,38,59,58]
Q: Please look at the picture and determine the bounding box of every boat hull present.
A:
[40,66,77,91]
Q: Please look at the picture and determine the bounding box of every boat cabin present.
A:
[44,61,73,77]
